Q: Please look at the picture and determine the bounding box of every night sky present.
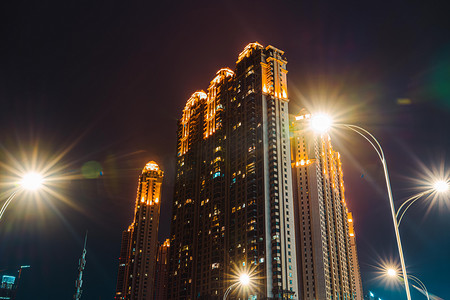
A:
[1,1,449,299]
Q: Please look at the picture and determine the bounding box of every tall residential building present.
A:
[169,42,298,299]
[290,112,362,300]
[115,161,164,300]
[154,239,170,300]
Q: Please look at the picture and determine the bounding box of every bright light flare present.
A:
[20,172,44,190]
[239,273,250,286]
[387,268,397,277]
[310,114,332,133]
[433,180,449,193]
[226,261,261,296]
[0,137,91,225]
[371,256,403,288]
[403,157,450,218]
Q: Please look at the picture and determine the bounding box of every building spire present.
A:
[74,231,88,300]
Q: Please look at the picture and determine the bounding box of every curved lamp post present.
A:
[387,268,430,300]
[310,114,412,300]
[0,172,44,222]
[396,180,449,227]
[223,273,250,300]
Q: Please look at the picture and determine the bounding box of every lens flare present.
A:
[433,180,449,193]
[310,114,332,133]
[400,155,450,220]
[20,172,44,190]
[224,260,262,298]
[239,273,250,285]
[369,255,403,289]
[387,268,397,277]
[0,137,89,226]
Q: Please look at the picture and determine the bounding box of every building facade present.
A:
[348,212,364,300]
[115,161,164,300]
[290,112,362,300]
[154,239,170,300]
[0,275,16,300]
[168,43,298,299]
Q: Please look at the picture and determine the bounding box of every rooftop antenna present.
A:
[74,231,88,300]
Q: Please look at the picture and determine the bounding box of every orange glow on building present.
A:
[205,68,234,139]
[261,45,288,100]
[180,91,207,154]
[115,161,164,300]
[236,42,263,63]
[171,42,297,299]
[143,160,159,172]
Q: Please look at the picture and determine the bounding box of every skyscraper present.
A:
[290,112,362,300]
[154,239,170,300]
[169,42,298,299]
[115,161,164,300]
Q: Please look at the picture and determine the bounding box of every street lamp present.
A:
[386,268,430,300]
[310,113,332,134]
[20,172,44,191]
[309,114,412,300]
[0,172,45,222]
[433,180,449,193]
[387,268,396,277]
[223,273,250,300]
[396,180,449,226]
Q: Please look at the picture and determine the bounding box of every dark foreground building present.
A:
[169,43,298,299]
[0,275,16,300]
[115,162,164,300]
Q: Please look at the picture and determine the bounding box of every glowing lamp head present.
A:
[433,180,449,193]
[387,268,397,277]
[310,114,332,133]
[21,172,44,191]
[239,273,250,286]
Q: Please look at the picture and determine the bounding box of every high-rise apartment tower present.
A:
[290,112,362,300]
[169,43,298,299]
[154,239,170,300]
[115,161,164,300]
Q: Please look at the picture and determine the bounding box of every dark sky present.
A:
[0,1,449,299]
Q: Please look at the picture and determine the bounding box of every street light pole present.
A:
[396,192,426,227]
[408,275,430,300]
[0,190,18,222]
[309,114,412,299]
[308,114,447,300]
[223,282,239,300]
[388,269,430,300]
[396,180,449,227]
[0,172,44,222]
[336,123,412,300]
